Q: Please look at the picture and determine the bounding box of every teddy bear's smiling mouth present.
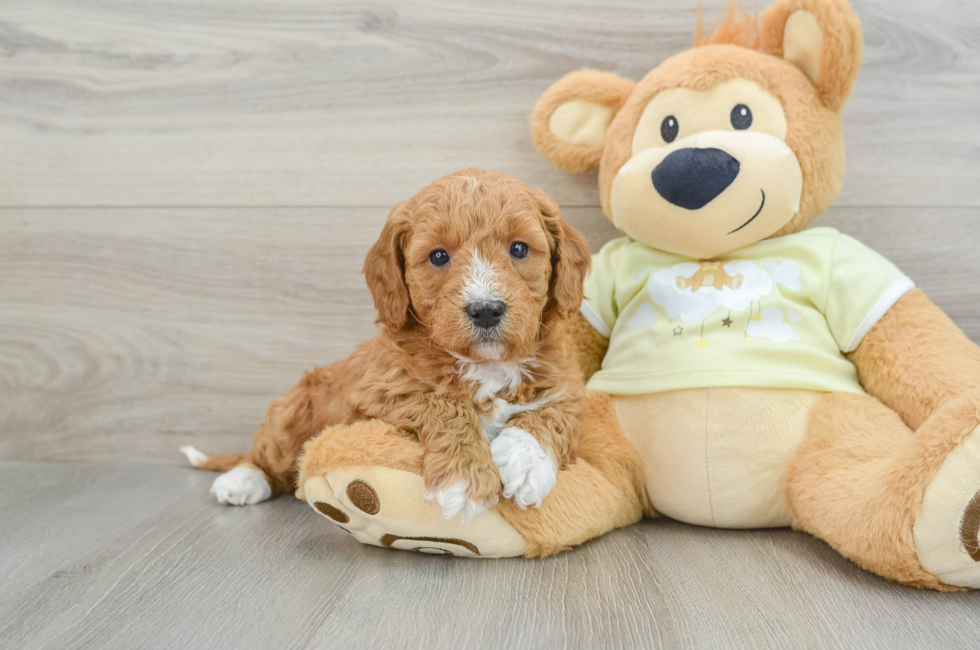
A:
[727,189,766,235]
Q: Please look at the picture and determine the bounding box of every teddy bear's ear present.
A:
[760,0,863,112]
[530,69,636,173]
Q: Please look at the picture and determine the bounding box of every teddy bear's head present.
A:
[531,0,862,260]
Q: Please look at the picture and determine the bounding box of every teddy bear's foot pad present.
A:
[303,465,527,558]
[915,424,980,588]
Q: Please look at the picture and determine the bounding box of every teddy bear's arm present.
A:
[849,289,980,431]
[567,310,610,382]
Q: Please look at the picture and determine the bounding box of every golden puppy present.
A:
[181,168,592,521]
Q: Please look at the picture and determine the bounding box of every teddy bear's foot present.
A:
[302,464,527,558]
[298,400,648,559]
[915,423,980,588]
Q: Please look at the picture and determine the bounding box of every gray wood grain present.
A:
[1,206,977,464]
[1,0,979,646]
[1,461,979,650]
[0,0,977,208]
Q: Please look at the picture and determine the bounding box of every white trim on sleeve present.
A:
[580,301,611,338]
[844,276,915,353]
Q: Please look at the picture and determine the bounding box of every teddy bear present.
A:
[295,0,980,591]
[527,0,980,590]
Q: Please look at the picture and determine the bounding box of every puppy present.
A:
[181,168,592,522]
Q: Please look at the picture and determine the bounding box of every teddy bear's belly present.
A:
[611,387,824,528]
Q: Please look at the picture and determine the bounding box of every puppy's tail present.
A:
[179,446,247,472]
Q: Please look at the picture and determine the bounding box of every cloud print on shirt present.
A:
[627,303,659,329]
[764,261,802,291]
[747,307,800,342]
[636,261,774,324]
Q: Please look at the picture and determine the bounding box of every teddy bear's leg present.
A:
[297,393,648,558]
[495,391,651,557]
[786,390,980,590]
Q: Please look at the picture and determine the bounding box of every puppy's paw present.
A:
[422,450,501,524]
[210,467,272,506]
[428,480,493,524]
[491,427,557,509]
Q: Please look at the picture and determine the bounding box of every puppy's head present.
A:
[363,168,590,361]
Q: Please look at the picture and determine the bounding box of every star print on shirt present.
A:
[673,326,683,336]
[721,317,733,327]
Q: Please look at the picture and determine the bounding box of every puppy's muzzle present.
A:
[466,300,506,329]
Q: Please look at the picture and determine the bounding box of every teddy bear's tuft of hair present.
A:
[695,0,760,49]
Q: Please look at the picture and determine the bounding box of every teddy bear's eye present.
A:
[660,115,679,143]
[731,104,753,130]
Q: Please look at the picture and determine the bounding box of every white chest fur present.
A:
[452,355,550,441]
[455,357,532,402]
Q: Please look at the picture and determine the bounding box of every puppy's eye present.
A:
[731,104,752,130]
[661,115,678,143]
[509,242,529,259]
[429,249,450,267]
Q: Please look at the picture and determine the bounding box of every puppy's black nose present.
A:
[466,301,506,329]
[651,147,740,210]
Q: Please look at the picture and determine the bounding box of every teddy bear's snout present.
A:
[651,147,741,211]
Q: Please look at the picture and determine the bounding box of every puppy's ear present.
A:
[531,188,591,319]
[760,0,863,112]
[363,201,412,332]
[530,69,636,173]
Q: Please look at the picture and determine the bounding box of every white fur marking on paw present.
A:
[491,427,557,509]
[428,480,489,524]
[210,467,272,506]
[179,446,208,468]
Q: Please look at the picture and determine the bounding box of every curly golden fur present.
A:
[192,169,592,513]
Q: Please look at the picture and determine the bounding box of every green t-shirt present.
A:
[582,227,914,395]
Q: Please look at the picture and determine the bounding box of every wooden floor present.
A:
[1,1,979,648]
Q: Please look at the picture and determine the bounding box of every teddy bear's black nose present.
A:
[651,148,740,210]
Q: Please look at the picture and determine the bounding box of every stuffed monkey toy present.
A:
[529,0,980,590]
